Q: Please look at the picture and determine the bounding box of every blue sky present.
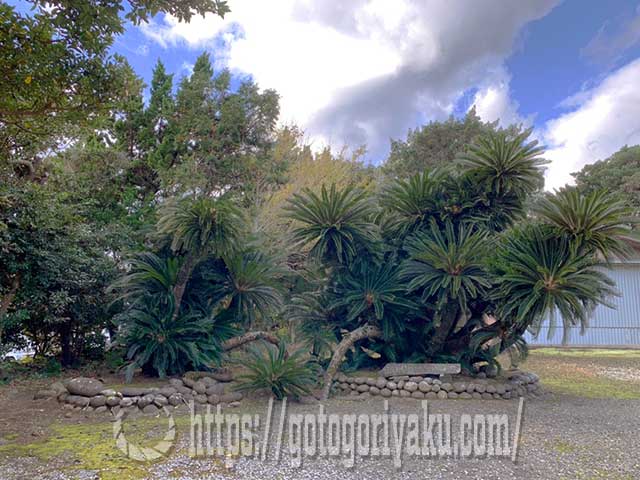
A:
[12,0,640,188]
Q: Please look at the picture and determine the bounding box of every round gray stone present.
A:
[89,395,106,407]
[65,378,105,397]
[418,381,431,393]
[404,381,418,392]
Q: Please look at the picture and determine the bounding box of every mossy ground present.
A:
[0,414,192,480]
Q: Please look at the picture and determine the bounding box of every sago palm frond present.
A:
[108,252,181,306]
[284,183,378,265]
[380,170,442,236]
[535,187,635,260]
[121,302,223,382]
[402,219,492,312]
[196,250,285,327]
[458,129,547,196]
[330,259,418,338]
[492,224,617,344]
[234,342,318,399]
[157,196,244,257]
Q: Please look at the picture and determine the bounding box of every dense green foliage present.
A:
[1,0,634,381]
[284,132,633,374]
[573,145,640,214]
[383,107,521,178]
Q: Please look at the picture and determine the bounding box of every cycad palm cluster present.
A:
[112,128,633,381]
[112,195,286,379]
[286,129,632,373]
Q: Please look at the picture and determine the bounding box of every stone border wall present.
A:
[333,371,542,400]
[35,372,244,415]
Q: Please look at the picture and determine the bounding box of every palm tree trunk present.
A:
[430,304,458,356]
[320,324,383,400]
[171,254,198,320]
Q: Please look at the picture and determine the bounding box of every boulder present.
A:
[65,377,105,397]
[158,387,177,397]
[369,386,380,395]
[119,397,134,408]
[220,392,243,403]
[90,395,107,407]
[195,394,208,404]
[201,377,218,387]
[182,377,196,388]
[66,395,90,407]
[100,389,117,397]
[375,378,387,389]
[106,396,120,407]
[437,390,447,399]
[95,406,108,413]
[168,393,183,406]
[142,404,159,415]
[205,384,225,396]
[410,391,425,399]
[380,388,392,398]
[177,386,193,395]
[366,378,377,386]
[207,394,220,405]
[49,381,67,396]
[120,387,156,397]
[34,389,58,400]
[138,394,155,409]
[192,381,207,394]
[153,395,169,407]
[418,381,431,393]
[404,381,418,392]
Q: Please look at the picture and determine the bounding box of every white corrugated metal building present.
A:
[524,257,640,348]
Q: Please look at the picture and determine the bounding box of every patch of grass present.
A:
[532,348,640,359]
[545,438,579,454]
[524,350,640,399]
[0,415,191,480]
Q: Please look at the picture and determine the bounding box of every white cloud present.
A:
[140,0,559,157]
[471,67,533,128]
[543,58,640,190]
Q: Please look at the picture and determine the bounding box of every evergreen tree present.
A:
[141,60,177,170]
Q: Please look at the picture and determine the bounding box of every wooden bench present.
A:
[380,362,461,378]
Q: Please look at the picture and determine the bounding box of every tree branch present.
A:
[320,324,383,400]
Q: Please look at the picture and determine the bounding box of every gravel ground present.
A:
[1,393,639,480]
[1,350,640,480]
